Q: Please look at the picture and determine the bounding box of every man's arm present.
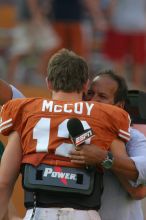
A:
[0,140,21,220]
[70,139,146,199]
[70,139,138,181]
[117,175,146,200]
[10,85,25,100]
[2,202,22,220]
[110,139,138,181]
[127,128,146,185]
[7,200,22,220]
[110,139,146,199]
[0,79,24,105]
[0,80,12,105]
[0,132,22,220]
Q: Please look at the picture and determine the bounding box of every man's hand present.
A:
[70,144,107,166]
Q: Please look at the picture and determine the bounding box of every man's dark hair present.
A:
[96,69,128,104]
[47,48,89,93]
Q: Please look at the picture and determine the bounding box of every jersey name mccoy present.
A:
[42,100,93,115]
[0,98,130,167]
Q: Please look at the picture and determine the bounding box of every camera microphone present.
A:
[67,118,94,147]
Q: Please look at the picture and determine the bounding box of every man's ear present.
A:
[46,77,52,90]
[116,101,125,109]
[83,80,90,93]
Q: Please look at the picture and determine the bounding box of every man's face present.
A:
[86,76,118,105]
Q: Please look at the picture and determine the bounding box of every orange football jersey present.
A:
[0,98,130,167]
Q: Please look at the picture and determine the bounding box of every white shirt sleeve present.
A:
[126,127,146,185]
[10,85,25,99]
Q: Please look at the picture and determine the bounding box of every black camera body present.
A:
[125,90,146,124]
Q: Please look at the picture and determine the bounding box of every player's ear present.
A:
[116,101,125,109]
[46,77,53,90]
[83,79,90,93]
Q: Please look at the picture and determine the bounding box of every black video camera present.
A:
[125,90,146,124]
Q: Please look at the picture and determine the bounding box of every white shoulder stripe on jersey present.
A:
[119,129,130,136]
[119,133,130,141]
[0,119,12,127]
[0,123,13,132]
